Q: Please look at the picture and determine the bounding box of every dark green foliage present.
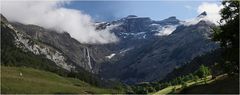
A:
[212,0,239,74]
[194,65,211,84]
[193,75,200,83]
[147,86,156,92]
[180,75,239,94]
[67,70,98,86]
[132,86,148,94]
[194,65,211,78]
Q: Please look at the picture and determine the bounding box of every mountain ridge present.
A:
[2,12,219,84]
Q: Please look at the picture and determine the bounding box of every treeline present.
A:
[126,65,211,94]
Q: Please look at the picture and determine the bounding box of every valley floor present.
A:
[1,66,239,94]
[1,66,122,94]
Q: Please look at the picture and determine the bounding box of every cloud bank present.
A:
[182,2,223,26]
[1,0,118,44]
[197,2,223,24]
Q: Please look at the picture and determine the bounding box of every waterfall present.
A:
[86,48,92,70]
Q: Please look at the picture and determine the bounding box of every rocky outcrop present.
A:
[2,17,75,71]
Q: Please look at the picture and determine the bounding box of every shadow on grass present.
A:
[179,75,239,94]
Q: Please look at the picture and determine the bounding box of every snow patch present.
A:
[106,53,116,59]
[120,48,133,54]
[155,25,178,36]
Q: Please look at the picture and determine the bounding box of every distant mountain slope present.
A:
[99,13,219,84]
[163,49,224,82]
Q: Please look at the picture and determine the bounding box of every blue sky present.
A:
[65,1,222,22]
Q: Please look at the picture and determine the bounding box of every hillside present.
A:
[179,74,239,94]
[1,66,122,94]
[153,74,239,94]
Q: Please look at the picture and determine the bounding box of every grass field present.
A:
[179,74,239,94]
[1,66,122,94]
[153,74,239,94]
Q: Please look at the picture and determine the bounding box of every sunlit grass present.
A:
[1,66,121,94]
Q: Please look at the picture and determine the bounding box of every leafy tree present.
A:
[154,84,162,91]
[193,75,200,83]
[147,86,156,93]
[171,86,177,93]
[135,86,148,94]
[194,65,211,84]
[188,73,195,80]
[125,86,134,94]
[195,65,211,78]
[182,82,188,88]
[212,0,239,74]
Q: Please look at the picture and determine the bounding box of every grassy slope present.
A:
[1,66,122,94]
[153,77,211,95]
[179,74,239,94]
[154,74,239,94]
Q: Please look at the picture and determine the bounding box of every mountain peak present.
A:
[126,15,138,18]
[167,16,177,19]
[156,16,180,25]
[124,15,150,20]
[162,16,179,22]
[197,11,207,18]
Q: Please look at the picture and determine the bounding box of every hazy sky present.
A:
[65,1,222,21]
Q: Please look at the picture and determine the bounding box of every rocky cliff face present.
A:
[1,15,75,71]
[10,22,103,73]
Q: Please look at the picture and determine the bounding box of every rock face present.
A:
[1,15,75,71]
[3,12,218,84]
[10,22,104,73]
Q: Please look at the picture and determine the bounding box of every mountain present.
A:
[197,11,207,18]
[1,12,218,85]
[0,14,108,87]
[98,12,219,84]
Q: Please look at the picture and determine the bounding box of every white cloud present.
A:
[155,25,177,36]
[181,17,207,26]
[197,2,223,24]
[1,0,118,44]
